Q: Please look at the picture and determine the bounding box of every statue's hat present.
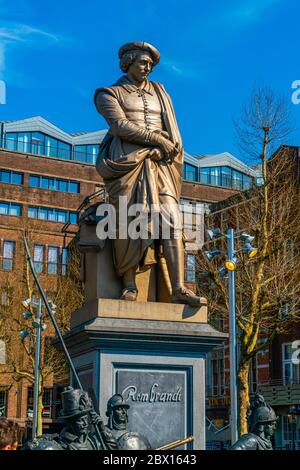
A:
[60,386,92,420]
[118,42,160,66]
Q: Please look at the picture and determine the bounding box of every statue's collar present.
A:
[115,75,154,95]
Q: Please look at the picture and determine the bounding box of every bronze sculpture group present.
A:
[24,387,278,451]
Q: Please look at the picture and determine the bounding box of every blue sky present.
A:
[0,0,300,159]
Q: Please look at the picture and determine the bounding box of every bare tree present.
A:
[198,85,299,435]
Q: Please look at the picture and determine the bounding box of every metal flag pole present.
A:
[227,228,238,445]
[23,235,107,449]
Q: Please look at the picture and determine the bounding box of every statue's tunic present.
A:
[94,76,183,276]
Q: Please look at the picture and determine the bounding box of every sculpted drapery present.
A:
[94,76,183,277]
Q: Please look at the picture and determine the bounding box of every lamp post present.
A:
[227,229,238,445]
[32,298,42,440]
[204,228,257,446]
[20,297,47,439]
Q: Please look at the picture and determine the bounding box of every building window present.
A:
[0,169,23,185]
[1,290,7,306]
[48,246,59,275]
[29,175,79,193]
[61,248,69,276]
[232,169,243,190]
[2,241,15,271]
[4,133,17,151]
[0,202,21,216]
[0,390,8,417]
[5,132,71,160]
[34,244,45,274]
[183,163,197,181]
[73,144,99,164]
[45,135,57,158]
[28,206,78,224]
[199,166,253,190]
[282,343,300,385]
[282,416,300,447]
[220,167,232,188]
[27,387,54,418]
[211,349,225,396]
[58,141,71,160]
[210,167,221,186]
[0,340,6,365]
[199,168,210,185]
[31,132,45,155]
[185,253,196,282]
[16,132,30,153]
[249,356,258,393]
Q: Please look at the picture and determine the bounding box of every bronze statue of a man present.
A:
[57,387,117,450]
[94,41,202,307]
[231,394,278,450]
[103,394,151,450]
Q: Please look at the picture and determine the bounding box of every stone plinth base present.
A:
[63,300,226,450]
[71,298,208,329]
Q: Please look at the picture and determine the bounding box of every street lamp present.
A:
[20,297,45,439]
[204,227,258,446]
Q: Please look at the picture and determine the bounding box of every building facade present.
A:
[0,116,257,438]
[204,145,300,450]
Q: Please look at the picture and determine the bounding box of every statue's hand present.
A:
[149,148,164,161]
[157,136,177,160]
[90,411,104,429]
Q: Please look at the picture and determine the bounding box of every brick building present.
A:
[204,145,300,450]
[0,116,258,436]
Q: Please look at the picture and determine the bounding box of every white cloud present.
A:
[161,59,201,80]
[0,23,61,45]
[0,22,65,79]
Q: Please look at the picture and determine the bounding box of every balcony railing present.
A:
[257,379,300,406]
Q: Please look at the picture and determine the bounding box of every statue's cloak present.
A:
[94,77,183,276]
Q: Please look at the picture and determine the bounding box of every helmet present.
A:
[254,405,279,424]
[106,394,129,417]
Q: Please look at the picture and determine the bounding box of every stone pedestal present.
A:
[63,300,227,450]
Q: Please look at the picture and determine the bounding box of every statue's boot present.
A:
[162,238,204,308]
[121,267,138,301]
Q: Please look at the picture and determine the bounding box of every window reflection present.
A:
[184,163,253,190]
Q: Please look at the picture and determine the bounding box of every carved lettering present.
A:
[121,383,182,403]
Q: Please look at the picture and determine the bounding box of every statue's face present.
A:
[69,414,89,438]
[127,53,153,82]
[113,405,128,425]
[264,421,277,438]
